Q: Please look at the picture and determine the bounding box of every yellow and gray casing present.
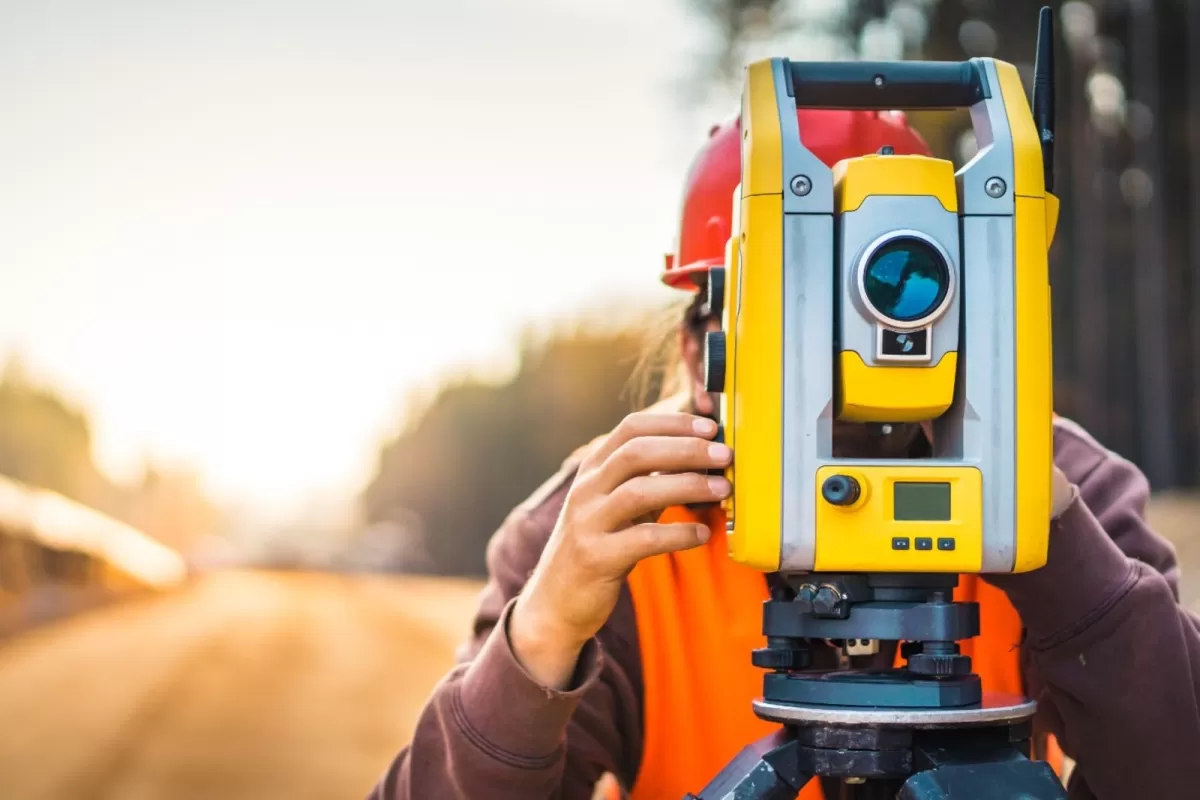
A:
[710,57,1060,576]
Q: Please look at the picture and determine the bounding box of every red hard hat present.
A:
[662,109,932,291]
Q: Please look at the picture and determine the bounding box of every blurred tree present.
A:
[0,354,224,553]
[0,356,97,502]
[687,0,794,85]
[362,306,679,577]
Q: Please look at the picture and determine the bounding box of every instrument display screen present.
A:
[893,482,951,521]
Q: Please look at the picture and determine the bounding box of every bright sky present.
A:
[0,0,757,524]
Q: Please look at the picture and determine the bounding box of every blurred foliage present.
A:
[687,0,793,84]
[0,357,100,503]
[0,355,224,555]
[361,305,683,577]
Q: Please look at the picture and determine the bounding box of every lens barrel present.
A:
[858,233,953,327]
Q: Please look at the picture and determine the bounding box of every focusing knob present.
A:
[704,331,726,393]
[821,474,861,506]
[705,267,725,319]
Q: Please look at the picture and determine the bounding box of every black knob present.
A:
[752,647,811,671]
[906,643,973,677]
[705,267,725,319]
[704,331,726,393]
[821,474,860,506]
[793,584,817,614]
[811,586,845,617]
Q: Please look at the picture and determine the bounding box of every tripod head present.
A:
[679,566,1066,800]
[755,572,982,709]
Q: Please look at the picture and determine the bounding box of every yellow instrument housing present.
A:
[838,351,958,423]
[716,55,1057,576]
[813,466,983,573]
[725,192,784,570]
[833,154,960,423]
[833,152,959,214]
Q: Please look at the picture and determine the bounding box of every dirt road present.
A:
[0,570,484,800]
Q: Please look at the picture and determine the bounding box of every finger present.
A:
[600,472,730,527]
[594,521,712,570]
[590,773,623,800]
[583,411,717,471]
[592,435,731,494]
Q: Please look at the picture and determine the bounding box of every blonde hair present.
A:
[626,290,706,410]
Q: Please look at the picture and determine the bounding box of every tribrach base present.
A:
[682,694,1066,800]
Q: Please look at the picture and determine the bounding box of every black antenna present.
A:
[1032,6,1056,192]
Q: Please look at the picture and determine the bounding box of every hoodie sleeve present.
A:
[366,464,645,800]
[987,418,1200,800]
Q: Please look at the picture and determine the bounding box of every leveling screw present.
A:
[790,175,812,196]
[985,176,1007,197]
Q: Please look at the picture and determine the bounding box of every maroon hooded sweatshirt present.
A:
[369,416,1200,799]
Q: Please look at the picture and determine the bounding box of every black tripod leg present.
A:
[898,729,1068,800]
[682,728,813,800]
[899,760,1065,799]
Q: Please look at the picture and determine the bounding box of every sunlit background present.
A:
[2,1,1199,798]
[0,0,723,540]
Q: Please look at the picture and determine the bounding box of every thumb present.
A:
[1050,465,1076,521]
[591,772,623,800]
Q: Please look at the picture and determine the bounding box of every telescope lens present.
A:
[861,237,950,324]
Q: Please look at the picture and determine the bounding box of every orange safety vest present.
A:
[623,503,1064,800]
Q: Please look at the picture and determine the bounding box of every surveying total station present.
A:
[688,7,1065,799]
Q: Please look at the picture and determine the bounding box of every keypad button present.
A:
[892,537,910,550]
[915,538,933,551]
[937,538,956,551]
